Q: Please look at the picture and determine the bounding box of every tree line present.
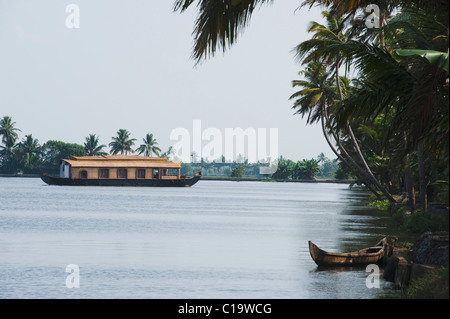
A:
[182,152,342,180]
[0,116,339,179]
[0,116,169,175]
[173,0,449,211]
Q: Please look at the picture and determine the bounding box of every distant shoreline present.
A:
[201,176,354,183]
[0,174,353,184]
[0,174,42,178]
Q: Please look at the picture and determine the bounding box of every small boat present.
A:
[309,238,387,267]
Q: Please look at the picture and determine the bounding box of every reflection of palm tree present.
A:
[84,134,107,156]
[136,133,161,157]
[109,129,136,155]
[0,116,21,154]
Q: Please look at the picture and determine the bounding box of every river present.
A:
[0,177,399,299]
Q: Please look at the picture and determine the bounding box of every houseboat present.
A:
[40,155,201,187]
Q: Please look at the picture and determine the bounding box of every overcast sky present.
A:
[0,0,333,162]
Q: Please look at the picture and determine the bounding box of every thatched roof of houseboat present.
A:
[61,155,181,168]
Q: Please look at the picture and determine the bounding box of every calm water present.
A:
[0,177,398,299]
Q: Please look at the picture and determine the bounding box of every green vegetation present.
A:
[136,133,161,157]
[40,140,86,175]
[368,199,391,211]
[0,115,340,180]
[401,267,449,299]
[391,208,449,234]
[0,118,158,174]
[174,0,449,212]
[84,134,107,156]
[174,0,449,299]
[109,129,137,155]
[272,157,321,180]
[230,166,245,178]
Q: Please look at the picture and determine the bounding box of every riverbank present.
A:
[378,198,449,298]
[383,232,449,299]
[0,174,42,178]
[200,176,354,183]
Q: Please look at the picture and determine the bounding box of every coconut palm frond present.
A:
[109,129,137,155]
[173,0,196,12]
[136,133,161,157]
[174,0,273,63]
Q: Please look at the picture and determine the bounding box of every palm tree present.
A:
[84,134,107,156]
[290,61,383,197]
[109,129,137,155]
[317,152,328,165]
[161,146,175,159]
[329,7,449,209]
[173,0,273,63]
[174,0,448,206]
[292,13,397,202]
[0,116,21,151]
[17,134,41,171]
[173,0,447,64]
[136,133,161,157]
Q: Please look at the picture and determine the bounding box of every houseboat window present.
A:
[99,169,109,179]
[137,169,145,179]
[118,169,127,179]
[167,169,178,176]
[80,170,88,179]
[153,169,159,179]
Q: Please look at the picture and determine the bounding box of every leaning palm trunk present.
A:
[334,65,396,203]
[323,104,387,200]
[319,102,383,199]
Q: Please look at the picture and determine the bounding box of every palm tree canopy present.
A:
[109,129,137,155]
[20,134,40,152]
[17,134,41,166]
[173,0,273,63]
[84,134,107,156]
[136,133,161,157]
[0,116,21,148]
[174,0,448,64]
[290,61,337,125]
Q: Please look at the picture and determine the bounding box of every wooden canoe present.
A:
[309,238,387,267]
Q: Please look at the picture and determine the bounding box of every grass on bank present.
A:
[368,193,449,234]
[401,266,449,299]
[393,209,449,233]
[368,193,449,299]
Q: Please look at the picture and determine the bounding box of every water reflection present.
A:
[0,178,401,298]
[305,186,398,298]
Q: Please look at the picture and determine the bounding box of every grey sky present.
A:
[0,0,332,161]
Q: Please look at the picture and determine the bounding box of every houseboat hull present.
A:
[41,174,201,187]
